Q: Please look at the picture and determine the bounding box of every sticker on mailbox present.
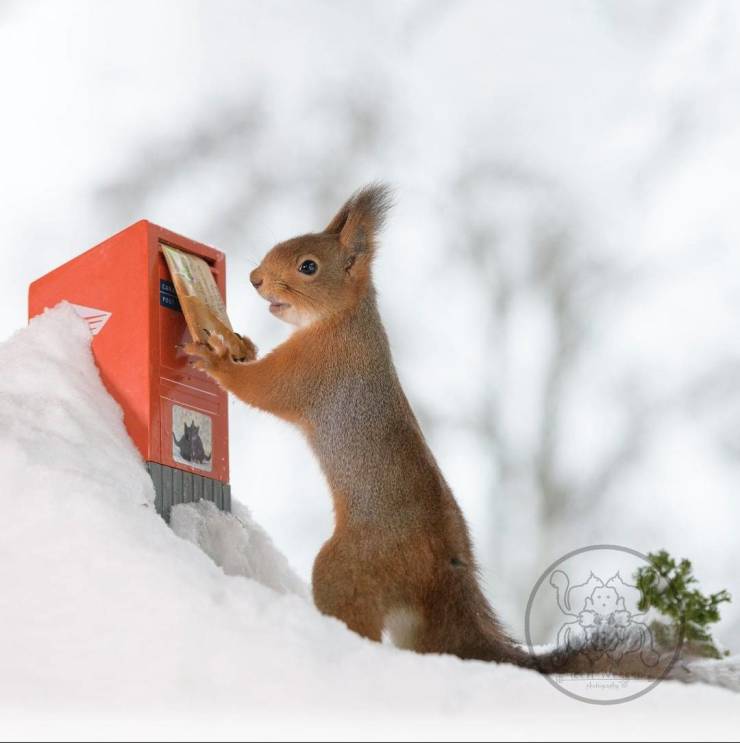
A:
[160,279,181,311]
[172,405,213,472]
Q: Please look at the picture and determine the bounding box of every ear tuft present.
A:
[324,182,394,256]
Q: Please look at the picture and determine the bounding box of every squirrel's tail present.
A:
[463,633,686,681]
[439,582,683,681]
[524,646,681,680]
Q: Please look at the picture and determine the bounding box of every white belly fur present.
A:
[383,607,421,650]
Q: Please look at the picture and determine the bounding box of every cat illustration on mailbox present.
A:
[173,421,211,464]
[172,405,213,472]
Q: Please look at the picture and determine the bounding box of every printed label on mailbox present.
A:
[160,279,181,311]
[172,404,213,472]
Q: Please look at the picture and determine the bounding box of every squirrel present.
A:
[184,184,683,679]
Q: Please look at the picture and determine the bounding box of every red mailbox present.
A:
[28,220,231,519]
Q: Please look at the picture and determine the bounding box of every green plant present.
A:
[634,550,731,659]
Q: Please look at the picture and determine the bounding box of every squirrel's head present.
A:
[249,183,393,326]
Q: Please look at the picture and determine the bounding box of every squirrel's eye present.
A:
[298,259,318,275]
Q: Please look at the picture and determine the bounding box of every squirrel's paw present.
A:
[183,332,229,372]
[233,332,258,363]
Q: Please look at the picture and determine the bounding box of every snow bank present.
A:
[170,500,308,598]
[0,305,738,741]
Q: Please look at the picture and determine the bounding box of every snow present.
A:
[170,499,308,599]
[0,304,738,740]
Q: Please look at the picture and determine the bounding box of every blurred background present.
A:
[1,0,739,647]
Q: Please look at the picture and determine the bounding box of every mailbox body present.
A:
[28,220,231,516]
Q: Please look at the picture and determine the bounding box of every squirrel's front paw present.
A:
[183,330,230,373]
[233,332,257,363]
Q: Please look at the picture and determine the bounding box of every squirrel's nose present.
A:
[250,270,263,290]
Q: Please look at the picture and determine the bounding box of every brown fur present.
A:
[185,184,681,679]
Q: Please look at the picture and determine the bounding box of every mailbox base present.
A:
[146,462,231,522]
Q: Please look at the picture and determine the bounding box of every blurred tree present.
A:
[96,91,387,251]
[442,162,651,621]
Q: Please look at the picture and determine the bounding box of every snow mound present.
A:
[170,499,308,598]
[1,305,739,740]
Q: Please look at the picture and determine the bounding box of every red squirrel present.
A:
[185,184,679,678]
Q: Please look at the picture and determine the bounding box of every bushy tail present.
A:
[493,633,740,690]
[452,588,691,682]
[423,571,733,686]
[527,645,679,680]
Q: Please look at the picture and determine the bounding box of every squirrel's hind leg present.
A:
[312,544,384,642]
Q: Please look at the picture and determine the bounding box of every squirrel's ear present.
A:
[324,183,393,260]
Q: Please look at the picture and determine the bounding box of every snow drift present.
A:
[0,305,738,741]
